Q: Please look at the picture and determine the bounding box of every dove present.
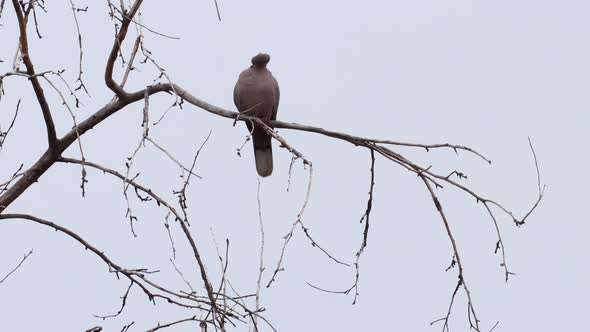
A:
[233,53,280,177]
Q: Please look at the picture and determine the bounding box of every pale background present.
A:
[0,0,588,331]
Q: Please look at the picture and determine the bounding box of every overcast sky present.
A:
[1,0,589,331]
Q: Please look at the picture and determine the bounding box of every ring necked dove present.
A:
[233,53,280,177]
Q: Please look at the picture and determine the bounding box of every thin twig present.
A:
[254,179,265,329]
[68,0,89,95]
[94,281,133,319]
[0,98,20,149]
[0,249,33,285]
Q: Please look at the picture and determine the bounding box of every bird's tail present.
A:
[253,129,273,177]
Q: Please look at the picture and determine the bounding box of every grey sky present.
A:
[1,0,588,331]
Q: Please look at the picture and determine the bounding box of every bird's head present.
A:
[251,53,271,69]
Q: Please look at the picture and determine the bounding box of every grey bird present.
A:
[233,53,280,177]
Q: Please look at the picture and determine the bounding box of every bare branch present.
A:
[0,0,7,21]
[421,176,480,331]
[145,137,201,179]
[10,0,58,149]
[111,6,180,40]
[145,317,207,332]
[254,179,265,329]
[213,0,221,21]
[55,157,221,326]
[40,74,88,195]
[0,214,240,323]
[170,259,194,294]
[349,149,377,304]
[0,164,24,194]
[265,165,347,288]
[105,0,144,97]
[0,99,20,149]
[94,281,133,319]
[0,249,33,285]
[306,151,375,303]
[119,36,142,89]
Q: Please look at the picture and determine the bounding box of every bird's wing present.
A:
[233,74,242,110]
[271,75,280,121]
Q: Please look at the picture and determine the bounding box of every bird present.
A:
[233,53,280,177]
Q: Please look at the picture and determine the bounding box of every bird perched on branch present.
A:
[233,53,280,177]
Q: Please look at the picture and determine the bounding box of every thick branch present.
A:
[0,79,511,230]
[104,0,144,97]
[0,97,123,212]
[11,0,58,149]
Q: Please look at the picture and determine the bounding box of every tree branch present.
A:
[56,157,220,325]
[104,0,144,98]
[11,0,58,150]
[0,249,33,285]
[0,214,235,318]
